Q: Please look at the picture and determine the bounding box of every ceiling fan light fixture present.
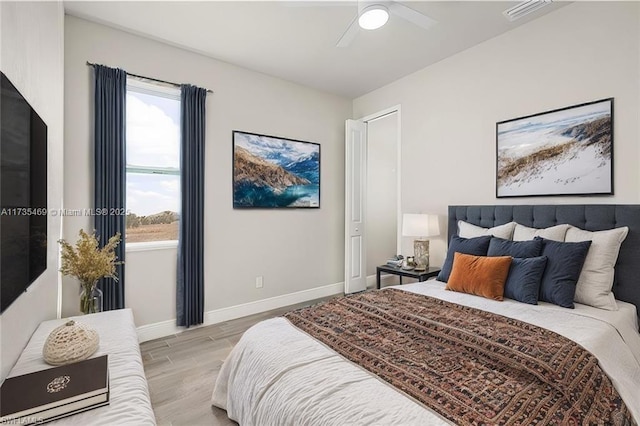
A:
[358,5,389,30]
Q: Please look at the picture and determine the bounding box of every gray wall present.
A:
[0,1,65,381]
[354,2,640,266]
[63,16,352,327]
[366,113,398,276]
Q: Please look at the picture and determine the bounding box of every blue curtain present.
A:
[93,64,127,311]
[177,85,207,327]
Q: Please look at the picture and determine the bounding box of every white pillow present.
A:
[565,226,629,311]
[457,221,516,240]
[512,224,570,242]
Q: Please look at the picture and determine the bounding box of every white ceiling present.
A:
[64,1,569,98]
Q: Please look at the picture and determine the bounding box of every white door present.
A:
[344,119,367,293]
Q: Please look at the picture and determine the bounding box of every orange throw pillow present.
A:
[445,252,512,301]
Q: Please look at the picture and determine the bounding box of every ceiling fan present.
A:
[336,1,438,47]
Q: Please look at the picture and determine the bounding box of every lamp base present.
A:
[413,239,430,270]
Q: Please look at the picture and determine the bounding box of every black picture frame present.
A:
[233,130,320,209]
[496,98,613,198]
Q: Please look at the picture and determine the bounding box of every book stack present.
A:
[0,355,109,424]
[386,257,404,267]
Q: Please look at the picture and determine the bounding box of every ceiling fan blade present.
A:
[336,15,360,47]
[388,2,437,30]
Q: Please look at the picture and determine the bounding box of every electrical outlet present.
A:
[255,276,263,288]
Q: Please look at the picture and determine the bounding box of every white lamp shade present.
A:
[402,214,440,238]
[358,5,389,30]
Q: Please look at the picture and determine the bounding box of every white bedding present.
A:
[212,282,640,425]
[9,309,155,425]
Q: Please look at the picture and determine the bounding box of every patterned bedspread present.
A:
[284,288,634,425]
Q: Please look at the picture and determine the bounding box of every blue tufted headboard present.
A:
[448,205,640,318]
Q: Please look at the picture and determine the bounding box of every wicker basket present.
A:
[43,320,99,365]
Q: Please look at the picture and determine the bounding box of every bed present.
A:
[212,204,640,425]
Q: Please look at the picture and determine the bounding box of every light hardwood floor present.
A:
[140,297,336,425]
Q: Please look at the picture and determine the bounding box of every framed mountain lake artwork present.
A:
[233,131,320,208]
[496,98,613,198]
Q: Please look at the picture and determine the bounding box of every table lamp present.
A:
[402,213,440,271]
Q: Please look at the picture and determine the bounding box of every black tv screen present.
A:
[1,72,48,313]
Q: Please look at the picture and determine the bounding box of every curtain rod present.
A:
[86,61,213,93]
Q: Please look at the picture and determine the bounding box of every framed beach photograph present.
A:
[233,131,320,208]
[496,98,613,198]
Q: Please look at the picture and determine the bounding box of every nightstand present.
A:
[376,265,441,289]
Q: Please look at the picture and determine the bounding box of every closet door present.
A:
[344,119,367,294]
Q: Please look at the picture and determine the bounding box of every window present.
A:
[125,79,181,246]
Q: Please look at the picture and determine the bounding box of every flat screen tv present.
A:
[1,72,48,313]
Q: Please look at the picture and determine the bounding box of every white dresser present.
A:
[8,309,156,425]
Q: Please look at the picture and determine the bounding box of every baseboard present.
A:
[366,273,398,289]
[136,281,345,343]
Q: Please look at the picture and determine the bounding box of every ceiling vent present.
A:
[503,0,552,21]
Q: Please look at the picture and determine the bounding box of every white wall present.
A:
[353,2,640,267]
[638,2,640,201]
[366,113,397,275]
[0,1,64,381]
[63,16,351,329]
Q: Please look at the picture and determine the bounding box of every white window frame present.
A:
[125,78,181,252]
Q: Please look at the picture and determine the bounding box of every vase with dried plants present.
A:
[59,229,123,314]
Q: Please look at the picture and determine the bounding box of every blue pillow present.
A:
[488,237,542,258]
[503,256,548,305]
[536,237,592,308]
[437,235,492,282]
